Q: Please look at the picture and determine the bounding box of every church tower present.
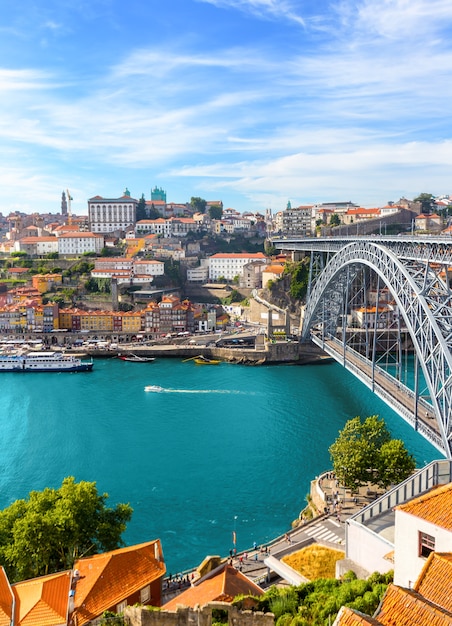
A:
[61,191,68,217]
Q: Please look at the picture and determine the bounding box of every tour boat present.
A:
[0,351,93,372]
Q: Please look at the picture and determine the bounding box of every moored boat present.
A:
[118,354,155,363]
[0,351,93,372]
[193,356,221,365]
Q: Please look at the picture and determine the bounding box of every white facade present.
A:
[58,233,104,255]
[133,260,164,276]
[88,194,137,234]
[14,237,59,256]
[187,264,209,283]
[136,219,172,237]
[208,253,267,281]
[394,508,452,588]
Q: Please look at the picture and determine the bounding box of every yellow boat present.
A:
[193,356,221,365]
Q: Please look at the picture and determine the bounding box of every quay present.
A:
[162,471,380,603]
[72,339,330,365]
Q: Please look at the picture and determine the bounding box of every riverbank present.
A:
[72,339,331,365]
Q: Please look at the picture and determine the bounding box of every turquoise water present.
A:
[0,358,439,573]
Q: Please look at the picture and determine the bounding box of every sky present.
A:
[1,0,452,215]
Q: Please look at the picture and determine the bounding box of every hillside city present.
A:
[0,189,452,625]
[0,188,450,340]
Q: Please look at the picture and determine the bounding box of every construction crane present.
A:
[66,189,73,226]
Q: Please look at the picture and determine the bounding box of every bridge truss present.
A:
[298,240,452,458]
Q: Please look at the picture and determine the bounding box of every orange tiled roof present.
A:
[72,540,165,626]
[395,482,452,530]
[163,564,263,611]
[0,567,13,626]
[210,253,267,259]
[376,584,452,625]
[414,553,452,612]
[334,606,383,625]
[13,571,71,626]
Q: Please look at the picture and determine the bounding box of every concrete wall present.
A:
[346,520,394,576]
[124,602,274,626]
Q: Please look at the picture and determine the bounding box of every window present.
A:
[419,531,435,558]
[140,585,150,603]
[116,600,127,613]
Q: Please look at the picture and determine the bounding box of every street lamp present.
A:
[232,516,238,554]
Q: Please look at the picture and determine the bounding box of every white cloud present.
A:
[197,0,306,26]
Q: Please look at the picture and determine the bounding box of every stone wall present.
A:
[123,602,274,626]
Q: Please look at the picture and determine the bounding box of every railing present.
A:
[311,334,445,452]
[350,459,452,526]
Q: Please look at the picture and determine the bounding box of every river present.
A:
[0,357,439,574]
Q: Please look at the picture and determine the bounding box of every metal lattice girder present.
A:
[301,241,452,459]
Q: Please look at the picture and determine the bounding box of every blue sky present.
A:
[2,0,452,215]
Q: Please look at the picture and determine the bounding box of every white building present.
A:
[58,232,104,255]
[208,253,268,281]
[394,482,452,588]
[14,236,59,256]
[88,191,138,234]
[187,262,209,283]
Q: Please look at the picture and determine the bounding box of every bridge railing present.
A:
[311,333,445,452]
[349,459,452,526]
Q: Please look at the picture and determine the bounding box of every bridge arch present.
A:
[301,241,452,458]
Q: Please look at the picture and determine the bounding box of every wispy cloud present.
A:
[0,0,452,211]
[197,0,306,26]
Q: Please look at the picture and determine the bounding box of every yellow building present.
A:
[32,274,63,294]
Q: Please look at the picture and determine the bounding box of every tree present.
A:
[377,439,415,488]
[136,194,147,221]
[0,477,132,582]
[413,193,435,214]
[190,197,207,214]
[208,204,223,220]
[329,415,414,489]
[329,214,340,227]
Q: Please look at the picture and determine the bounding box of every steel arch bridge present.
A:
[297,239,452,459]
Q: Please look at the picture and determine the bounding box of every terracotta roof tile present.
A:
[414,553,452,612]
[163,565,263,611]
[13,571,71,626]
[0,568,13,626]
[376,584,452,625]
[395,483,452,530]
[73,540,165,625]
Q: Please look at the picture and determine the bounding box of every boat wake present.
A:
[144,385,246,394]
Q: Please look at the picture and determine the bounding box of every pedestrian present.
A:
[253,541,257,550]
[254,552,258,561]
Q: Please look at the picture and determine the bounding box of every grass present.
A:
[282,544,345,580]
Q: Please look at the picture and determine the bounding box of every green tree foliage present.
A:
[0,477,132,582]
[264,241,277,256]
[329,415,415,489]
[258,571,391,625]
[85,277,111,293]
[136,194,147,221]
[208,204,223,220]
[147,203,161,220]
[283,260,309,300]
[10,251,28,258]
[329,214,340,227]
[164,260,181,285]
[376,439,416,488]
[190,196,207,213]
[413,193,435,214]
